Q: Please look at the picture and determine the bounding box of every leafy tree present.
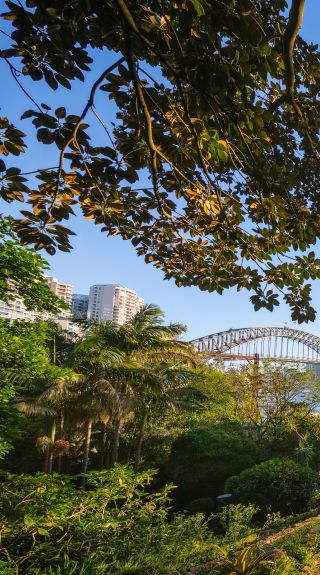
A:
[164,422,259,507]
[0,373,16,459]
[0,319,53,375]
[0,216,65,314]
[127,366,241,471]
[225,457,318,516]
[1,1,320,321]
[230,364,320,459]
[0,319,69,472]
[9,306,197,476]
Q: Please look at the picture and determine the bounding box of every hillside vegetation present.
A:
[1,305,320,573]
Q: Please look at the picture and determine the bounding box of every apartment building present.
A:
[0,276,79,334]
[88,284,144,325]
[45,276,73,309]
[0,277,145,331]
[0,299,40,322]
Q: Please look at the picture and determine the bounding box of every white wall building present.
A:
[45,277,78,333]
[0,278,145,332]
[88,284,144,325]
[0,299,41,322]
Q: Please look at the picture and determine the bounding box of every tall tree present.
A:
[73,305,196,468]
[0,319,64,469]
[1,1,320,321]
[229,363,320,459]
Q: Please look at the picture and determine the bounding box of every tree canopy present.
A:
[0,216,66,313]
[1,0,320,321]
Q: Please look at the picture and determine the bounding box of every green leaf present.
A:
[188,0,207,16]
[37,527,49,535]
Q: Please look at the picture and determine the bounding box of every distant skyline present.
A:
[1,0,320,340]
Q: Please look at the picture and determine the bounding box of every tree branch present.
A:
[283,0,305,103]
[124,28,163,212]
[43,57,125,229]
[269,0,305,112]
[2,56,42,113]
[269,1,318,151]
[57,56,125,186]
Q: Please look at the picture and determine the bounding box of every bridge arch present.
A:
[190,327,320,362]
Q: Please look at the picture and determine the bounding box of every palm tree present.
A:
[74,305,199,468]
[70,339,124,478]
[100,364,166,467]
[74,377,122,483]
[130,363,205,470]
[39,372,80,473]
[11,394,57,472]
[11,306,200,476]
[87,305,188,358]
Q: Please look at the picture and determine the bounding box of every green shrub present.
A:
[219,503,258,547]
[0,466,219,574]
[0,561,16,575]
[214,543,287,575]
[225,458,317,516]
[164,422,258,506]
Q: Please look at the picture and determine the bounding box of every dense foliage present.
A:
[2,4,320,570]
[163,422,259,506]
[225,458,318,516]
[1,1,320,320]
[0,467,219,574]
[0,216,66,313]
[0,318,63,466]
[1,303,320,573]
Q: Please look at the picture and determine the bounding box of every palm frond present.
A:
[12,396,56,417]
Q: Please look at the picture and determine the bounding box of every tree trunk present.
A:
[53,334,56,365]
[134,408,148,472]
[80,419,93,486]
[43,446,49,473]
[99,422,108,469]
[57,409,65,474]
[105,438,111,469]
[110,417,121,467]
[47,419,56,474]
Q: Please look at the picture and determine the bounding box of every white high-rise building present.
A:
[88,284,144,325]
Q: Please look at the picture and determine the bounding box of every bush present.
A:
[225,458,317,516]
[0,466,219,574]
[164,422,258,506]
[218,503,258,547]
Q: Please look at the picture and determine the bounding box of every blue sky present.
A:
[0,1,320,340]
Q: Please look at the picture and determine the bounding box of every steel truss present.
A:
[190,327,320,362]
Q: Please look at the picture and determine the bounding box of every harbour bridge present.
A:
[190,327,320,365]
